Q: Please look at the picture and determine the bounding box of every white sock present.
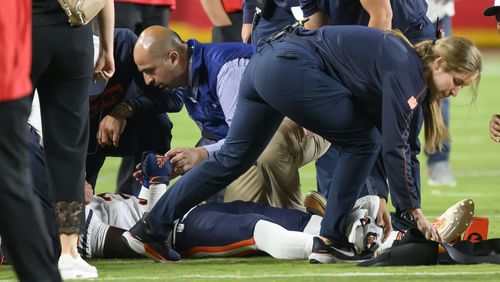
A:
[145,184,167,212]
[302,215,322,235]
[254,220,314,259]
[137,186,151,201]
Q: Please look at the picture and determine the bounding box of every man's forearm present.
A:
[109,101,134,119]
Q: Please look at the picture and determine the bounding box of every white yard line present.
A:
[96,271,500,280]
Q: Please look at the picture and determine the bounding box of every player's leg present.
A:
[175,204,314,260]
[195,201,316,232]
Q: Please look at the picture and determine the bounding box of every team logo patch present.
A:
[407,96,418,110]
[156,155,167,168]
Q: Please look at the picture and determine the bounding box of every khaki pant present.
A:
[224,118,330,210]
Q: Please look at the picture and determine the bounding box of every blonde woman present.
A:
[123,25,481,264]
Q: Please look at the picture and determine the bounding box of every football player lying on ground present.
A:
[83,153,473,262]
[23,127,472,263]
[81,153,382,261]
[24,104,376,263]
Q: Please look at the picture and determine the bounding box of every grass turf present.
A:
[1,53,500,281]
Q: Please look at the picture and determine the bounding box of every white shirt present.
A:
[188,57,250,155]
[426,0,455,23]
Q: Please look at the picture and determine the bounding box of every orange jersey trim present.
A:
[182,238,257,258]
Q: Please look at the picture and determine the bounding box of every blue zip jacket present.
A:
[285,26,427,210]
[183,39,255,141]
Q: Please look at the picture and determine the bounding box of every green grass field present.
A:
[1,53,500,281]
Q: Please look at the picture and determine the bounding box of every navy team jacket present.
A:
[288,26,428,210]
[300,0,434,43]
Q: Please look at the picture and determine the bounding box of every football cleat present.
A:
[432,199,474,243]
[308,237,369,264]
[122,214,180,263]
[141,152,173,188]
[303,190,326,216]
[58,254,98,279]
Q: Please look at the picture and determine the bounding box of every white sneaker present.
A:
[428,161,457,187]
[58,254,98,280]
[432,199,474,243]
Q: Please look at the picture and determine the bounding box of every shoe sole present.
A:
[122,231,176,263]
[304,191,326,216]
[308,252,368,264]
[60,270,98,280]
[308,253,339,264]
[433,199,474,243]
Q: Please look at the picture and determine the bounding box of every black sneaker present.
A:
[122,215,181,263]
[308,237,371,264]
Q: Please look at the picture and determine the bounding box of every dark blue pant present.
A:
[28,126,61,258]
[175,201,311,254]
[86,113,172,196]
[148,39,380,247]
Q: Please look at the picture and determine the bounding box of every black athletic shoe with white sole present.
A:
[122,214,181,263]
[308,237,372,264]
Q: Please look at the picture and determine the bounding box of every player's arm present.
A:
[200,0,232,27]
[359,0,393,30]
